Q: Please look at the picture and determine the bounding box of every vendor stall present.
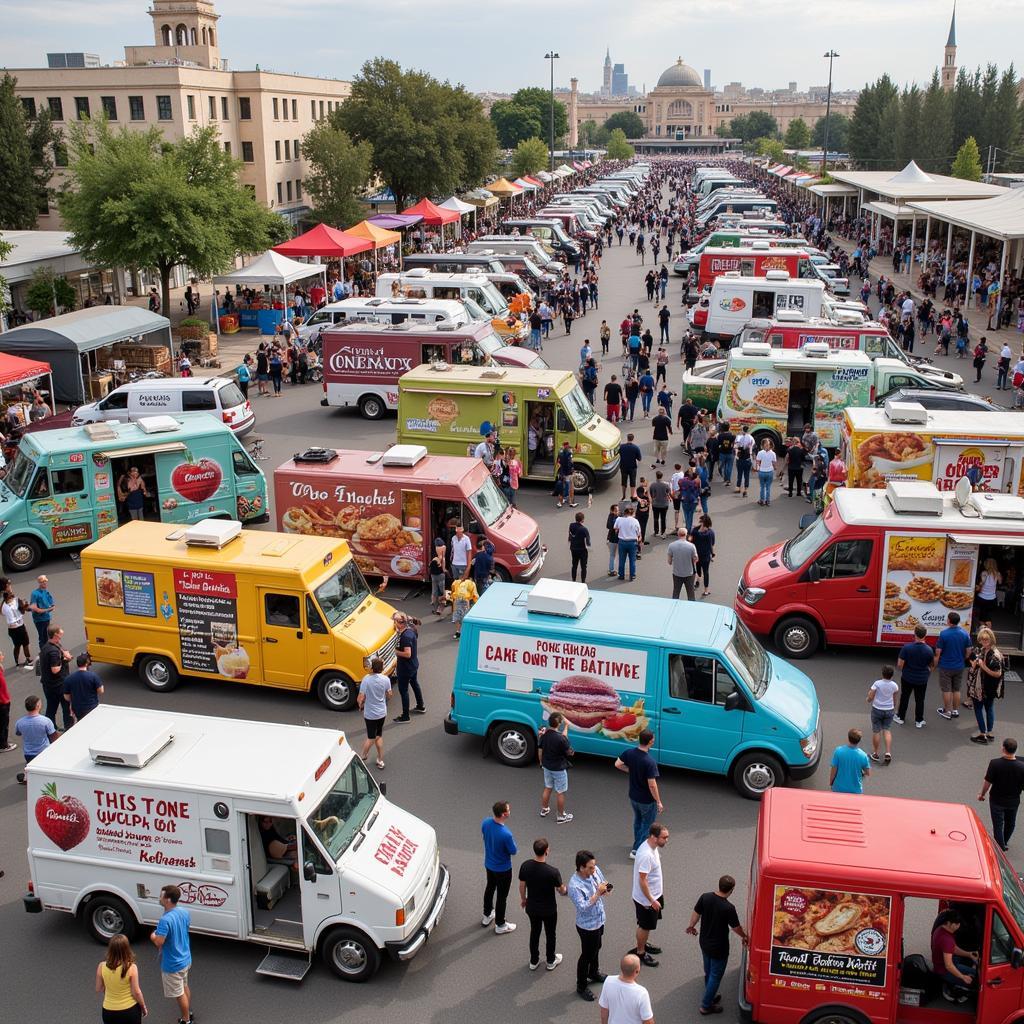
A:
[485,177,525,213]
[439,195,478,237]
[347,220,404,271]
[0,352,55,424]
[402,198,460,249]
[214,249,326,335]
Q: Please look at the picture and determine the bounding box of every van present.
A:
[0,415,267,572]
[742,787,1024,1024]
[737,479,1024,657]
[552,193,616,219]
[468,238,564,274]
[537,207,599,236]
[694,273,826,341]
[74,377,255,437]
[693,247,815,302]
[297,297,472,342]
[465,249,555,290]
[275,445,544,583]
[697,199,779,227]
[397,363,621,493]
[500,220,582,260]
[82,518,398,710]
[401,253,506,276]
[443,579,820,799]
[674,232,809,276]
[22,705,448,982]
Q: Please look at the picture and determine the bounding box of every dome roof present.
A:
[657,58,703,88]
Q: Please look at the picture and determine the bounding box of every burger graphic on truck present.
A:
[541,674,649,740]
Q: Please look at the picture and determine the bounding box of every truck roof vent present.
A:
[526,578,590,618]
[885,480,944,515]
[293,447,338,464]
[90,716,175,768]
[775,309,806,322]
[802,342,831,358]
[381,444,427,467]
[764,269,791,281]
[739,341,772,357]
[136,416,181,434]
[750,240,771,250]
[403,268,430,278]
[884,400,928,424]
[183,519,242,548]
[969,493,1024,520]
[83,422,119,441]
[436,322,457,332]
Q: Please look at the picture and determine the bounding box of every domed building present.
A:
[645,57,714,140]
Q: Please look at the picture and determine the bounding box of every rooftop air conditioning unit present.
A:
[381,444,427,467]
[526,578,589,618]
[884,400,928,425]
[802,342,831,358]
[90,715,175,768]
[886,480,944,515]
[182,519,242,548]
[765,270,791,281]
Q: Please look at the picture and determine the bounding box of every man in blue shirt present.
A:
[28,574,55,653]
[481,800,517,933]
[895,624,934,727]
[391,612,424,723]
[614,730,663,856]
[14,694,56,784]
[935,611,970,720]
[568,849,610,1001]
[830,728,871,794]
[150,883,192,1024]
[471,538,495,595]
[63,653,104,721]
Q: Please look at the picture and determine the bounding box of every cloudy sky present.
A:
[1,0,1019,96]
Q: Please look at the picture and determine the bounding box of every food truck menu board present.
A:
[173,569,247,679]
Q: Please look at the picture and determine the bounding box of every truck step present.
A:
[255,948,312,981]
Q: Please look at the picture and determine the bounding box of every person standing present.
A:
[968,627,1004,744]
[692,514,715,598]
[619,433,643,500]
[14,694,55,783]
[538,712,574,823]
[935,611,971,720]
[269,346,283,395]
[604,375,624,423]
[651,406,672,466]
[687,874,749,1017]
[829,728,871,794]
[614,730,663,857]
[64,652,104,722]
[733,426,753,497]
[470,537,495,596]
[557,441,577,509]
[632,823,669,967]
[568,850,610,1001]
[450,523,473,580]
[716,422,735,485]
[2,584,32,669]
[0,651,12,753]
[605,503,620,577]
[755,439,777,506]
[150,884,192,1024]
[638,369,656,418]
[28,574,54,653]
[895,624,933,728]
[519,837,567,972]
[614,505,642,582]
[649,471,671,538]
[568,512,590,585]
[450,575,479,640]
[781,438,807,497]
[39,624,73,731]
[358,657,391,769]
[391,613,424,723]
[979,737,1024,852]
[482,800,518,934]
[598,954,654,1024]
[96,935,147,1024]
[666,528,698,601]
[867,665,899,764]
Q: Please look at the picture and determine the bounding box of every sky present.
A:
[1,0,1021,96]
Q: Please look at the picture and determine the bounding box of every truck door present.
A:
[804,537,877,643]
[525,400,556,476]
[979,904,1024,1021]
[38,462,95,548]
[258,589,307,688]
[298,827,342,941]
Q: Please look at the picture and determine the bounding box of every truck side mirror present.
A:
[1012,947,1023,970]
[303,861,317,883]
[807,562,821,583]
[723,691,743,713]
[379,781,387,797]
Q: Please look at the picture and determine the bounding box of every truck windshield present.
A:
[5,450,36,498]
[464,296,490,322]
[783,515,832,571]
[476,330,505,358]
[562,385,596,429]
[726,618,770,698]
[313,560,371,627]
[469,474,509,527]
[471,283,509,318]
[307,756,378,862]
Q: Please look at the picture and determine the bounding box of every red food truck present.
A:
[742,787,1024,1024]
[274,445,544,583]
[692,246,814,303]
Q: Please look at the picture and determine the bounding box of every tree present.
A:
[0,235,13,324]
[25,267,77,319]
[0,72,57,229]
[918,71,953,173]
[301,122,374,228]
[510,137,549,177]
[988,66,1021,171]
[895,85,922,169]
[784,117,811,150]
[577,119,599,146]
[723,114,748,140]
[337,58,497,211]
[811,113,849,153]
[489,101,543,149]
[511,86,568,140]
[605,127,634,160]
[603,110,645,139]
[743,111,779,142]
[754,137,786,162]
[951,136,983,181]
[951,67,982,154]
[874,96,900,168]
[59,122,288,315]
[848,74,898,166]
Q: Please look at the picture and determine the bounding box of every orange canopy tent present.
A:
[346,219,404,270]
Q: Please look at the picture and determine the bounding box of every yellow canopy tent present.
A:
[485,177,525,212]
[347,219,404,271]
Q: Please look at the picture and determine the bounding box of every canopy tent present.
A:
[0,306,171,404]
[438,196,478,237]
[513,177,539,192]
[463,189,499,210]
[401,198,460,225]
[346,220,404,272]
[484,178,523,197]
[555,164,576,177]
[523,175,545,187]
[770,165,794,177]
[535,170,555,183]
[368,213,423,230]
[0,352,55,418]
[273,223,373,259]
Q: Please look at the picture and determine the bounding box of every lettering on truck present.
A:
[287,480,398,506]
[327,345,414,377]
[374,825,420,877]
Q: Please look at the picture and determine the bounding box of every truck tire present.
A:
[321,926,381,982]
[83,894,139,943]
[773,617,820,659]
[752,429,781,453]
[732,751,785,800]
[138,655,180,693]
[490,722,537,767]
[801,1009,870,1024]
[358,394,386,420]
[316,670,357,711]
[493,565,512,584]
[3,535,42,573]
[571,464,596,495]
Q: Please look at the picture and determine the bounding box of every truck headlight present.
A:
[602,448,615,464]
[0,520,8,537]
[514,548,530,565]
[741,587,766,606]
[800,732,818,760]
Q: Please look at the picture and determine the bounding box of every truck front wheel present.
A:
[358,394,386,420]
[801,1009,870,1024]
[490,722,537,767]
[321,926,381,982]
[138,655,180,693]
[773,617,820,659]
[316,671,357,711]
[732,751,785,800]
[571,464,596,495]
[83,894,139,943]
[3,535,42,572]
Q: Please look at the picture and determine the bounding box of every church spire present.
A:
[946,3,956,47]
[941,3,957,91]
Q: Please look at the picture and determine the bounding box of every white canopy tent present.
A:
[439,195,478,236]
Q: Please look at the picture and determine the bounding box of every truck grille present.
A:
[375,632,399,668]
[526,537,541,562]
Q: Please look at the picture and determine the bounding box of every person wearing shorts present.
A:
[632,823,669,966]
[618,433,642,501]
[538,712,573,823]
[867,665,899,764]
[358,658,391,769]
[150,885,192,1024]
[936,612,971,719]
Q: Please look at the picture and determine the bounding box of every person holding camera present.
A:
[568,849,612,1001]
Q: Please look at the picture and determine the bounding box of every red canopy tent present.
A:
[402,198,460,250]
[273,223,374,258]
[0,352,55,416]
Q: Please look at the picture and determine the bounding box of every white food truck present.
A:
[22,706,449,982]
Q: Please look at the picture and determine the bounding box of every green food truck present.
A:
[397,364,621,493]
[0,414,268,571]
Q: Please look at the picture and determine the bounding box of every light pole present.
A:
[545,51,560,172]
[821,50,839,176]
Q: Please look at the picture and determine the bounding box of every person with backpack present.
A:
[236,357,252,400]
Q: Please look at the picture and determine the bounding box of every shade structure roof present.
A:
[368,213,423,230]
[523,175,545,187]
[861,200,918,221]
[906,190,1024,241]
[463,189,499,209]
[808,183,858,196]
[273,223,373,259]
[401,198,460,225]
[214,249,325,286]
[513,177,539,191]
[830,165,1007,201]
[346,220,402,249]
[0,352,51,390]
[535,170,555,182]
[0,305,170,354]
[438,196,476,215]
[483,177,523,197]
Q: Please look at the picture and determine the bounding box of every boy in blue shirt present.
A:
[481,800,518,934]
[14,694,55,785]
[151,883,193,1024]
[830,728,871,794]
[935,611,970,720]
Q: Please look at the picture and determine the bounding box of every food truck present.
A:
[737,479,1024,658]
[742,787,1024,1024]
[82,519,398,710]
[843,405,1024,491]
[0,415,268,572]
[23,705,448,982]
[397,364,621,494]
[692,246,814,302]
[690,273,825,339]
[443,579,820,799]
[274,445,544,582]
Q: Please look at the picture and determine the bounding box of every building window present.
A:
[186,95,196,120]
[319,99,324,119]
[241,140,254,162]
[272,97,279,119]
[286,180,293,201]
[48,97,63,120]
[101,96,117,120]
[129,95,144,120]
[294,138,299,159]
[296,179,302,200]
[21,97,36,120]
[239,96,251,120]
[223,141,231,155]
[284,139,290,160]
[275,140,281,161]
[209,95,216,119]
[54,141,69,167]
[311,99,316,119]
[291,98,297,120]
[157,95,173,121]
[75,96,90,120]
[281,97,288,120]
[276,181,283,204]
[221,96,228,120]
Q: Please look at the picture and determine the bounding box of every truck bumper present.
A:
[788,733,822,781]
[594,457,620,481]
[23,893,42,914]
[444,714,459,736]
[386,864,450,962]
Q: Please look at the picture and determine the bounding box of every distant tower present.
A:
[147,0,221,69]
[602,48,612,96]
[941,3,957,91]
[569,78,579,149]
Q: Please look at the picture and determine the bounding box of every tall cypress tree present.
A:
[0,73,46,229]
[896,86,923,169]
[918,71,953,173]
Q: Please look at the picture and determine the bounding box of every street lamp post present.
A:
[545,51,560,173]
[822,50,839,176]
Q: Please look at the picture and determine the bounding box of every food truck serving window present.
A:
[469,476,509,528]
[313,560,370,627]
[307,756,378,861]
[726,619,770,698]
[783,515,832,571]
[563,386,596,429]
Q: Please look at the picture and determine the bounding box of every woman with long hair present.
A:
[975,558,1002,629]
[968,627,1004,745]
[95,935,147,1022]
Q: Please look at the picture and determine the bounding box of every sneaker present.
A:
[892,715,904,725]
[540,807,551,817]
[577,988,596,1002]
[637,951,659,967]
[916,720,926,728]
[951,709,960,717]
[884,753,892,764]
[569,502,579,508]
[0,743,16,752]
[645,944,662,955]
[937,708,952,719]
[393,715,411,723]
[589,972,608,983]
[870,752,880,762]
[557,812,574,824]
[482,911,495,927]
[629,850,637,859]
[495,921,517,935]
[414,706,427,714]
[546,953,563,970]
[529,960,540,971]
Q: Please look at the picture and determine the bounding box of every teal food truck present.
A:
[0,414,267,571]
[443,578,821,799]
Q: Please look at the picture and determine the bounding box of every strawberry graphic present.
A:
[171,455,223,503]
[35,782,90,851]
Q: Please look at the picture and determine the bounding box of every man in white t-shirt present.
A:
[867,665,900,765]
[631,822,669,966]
[598,953,654,1024]
[450,525,473,579]
[613,506,643,582]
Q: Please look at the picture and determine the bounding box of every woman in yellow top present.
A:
[95,934,147,1022]
[450,576,479,640]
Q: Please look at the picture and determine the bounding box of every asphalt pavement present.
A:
[2,214,1021,1024]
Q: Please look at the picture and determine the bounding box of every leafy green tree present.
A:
[59,122,288,315]
[812,113,849,153]
[605,128,634,160]
[951,135,983,180]
[875,96,900,168]
[784,117,811,150]
[337,59,497,211]
[577,119,599,146]
[25,267,77,318]
[848,74,898,166]
[895,85,922,169]
[722,114,748,140]
[301,122,374,228]
[951,67,982,154]
[511,86,568,140]
[591,123,611,147]
[918,72,953,173]
[510,137,549,177]
[603,110,645,139]
[744,111,779,142]
[0,72,57,229]
[986,66,1021,171]
[754,137,786,162]
[490,101,542,149]
[0,235,14,323]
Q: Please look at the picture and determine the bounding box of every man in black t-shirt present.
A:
[651,409,673,467]
[539,712,573,822]
[979,737,1024,851]
[687,874,748,1016]
[518,837,567,970]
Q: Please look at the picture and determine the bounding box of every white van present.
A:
[23,706,449,982]
[698,272,826,342]
[298,297,473,341]
[376,270,510,321]
[73,377,254,436]
[467,237,563,271]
